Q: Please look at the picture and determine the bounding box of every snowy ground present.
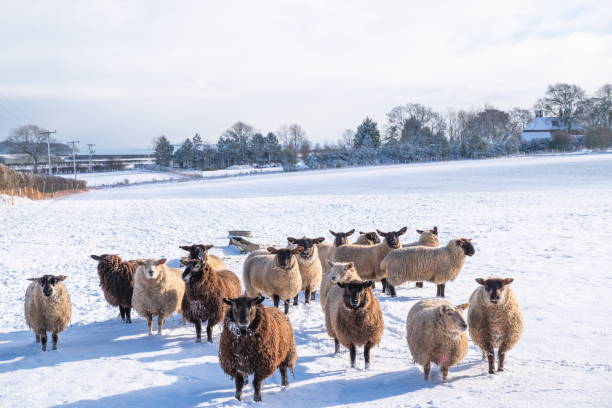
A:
[1,154,612,407]
[59,170,184,187]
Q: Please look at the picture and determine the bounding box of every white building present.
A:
[521,110,584,142]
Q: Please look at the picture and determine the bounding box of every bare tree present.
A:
[278,123,306,154]
[537,83,586,130]
[339,129,355,149]
[6,124,49,173]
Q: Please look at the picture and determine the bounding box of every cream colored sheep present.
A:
[381,238,475,297]
[331,227,407,290]
[132,259,185,335]
[468,277,524,374]
[24,274,72,351]
[320,260,360,309]
[243,247,303,314]
[287,236,325,304]
[406,298,469,382]
[403,227,440,289]
[317,229,354,269]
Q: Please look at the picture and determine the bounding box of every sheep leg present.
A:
[441,366,449,382]
[334,338,340,354]
[126,307,132,324]
[157,312,164,335]
[416,282,423,288]
[497,351,505,372]
[436,284,446,297]
[304,288,311,304]
[293,294,299,306]
[486,348,496,374]
[146,313,153,335]
[381,280,387,294]
[423,362,431,380]
[310,291,316,301]
[349,344,356,368]
[253,373,264,402]
[234,374,245,401]
[206,321,213,343]
[52,333,58,350]
[119,306,126,322]
[39,331,47,352]
[284,299,290,314]
[273,294,280,308]
[194,320,202,342]
[35,333,40,343]
[383,280,397,297]
[364,341,373,369]
[280,366,289,386]
[441,284,446,297]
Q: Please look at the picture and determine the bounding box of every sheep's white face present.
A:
[138,259,166,280]
[328,262,354,283]
[439,304,469,334]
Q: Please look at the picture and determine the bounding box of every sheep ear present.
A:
[155,259,167,266]
[363,280,373,288]
[253,296,265,305]
[346,229,355,236]
[336,282,345,288]
[222,298,233,306]
[56,275,67,281]
[292,246,304,255]
[439,305,449,316]
[359,231,365,235]
[267,247,277,254]
[203,244,214,250]
[475,278,486,285]
[416,229,423,234]
[376,229,387,237]
[287,237,297,243]
[457,303,469,311]
[326,259,335,267]
[345,262,354,270]
[179,245,191,251]
[432,226,438,235]
[180,258,188,266]
[329,230,337,236]
[503,278,514,285]
[398,226,408,235]
[90,255,102,261]
[314,237,325,244]
[27,278,38,282]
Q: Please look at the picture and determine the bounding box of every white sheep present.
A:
[132,259,185,335]
[468,277,524,374]
[381,238,475,297]
[24,274,72,351]
[320,260,360,309]
[287,236,325,304]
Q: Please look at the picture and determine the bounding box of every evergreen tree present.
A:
[264,132,281,163]
[354,117,381,148]
[153,135,174,167]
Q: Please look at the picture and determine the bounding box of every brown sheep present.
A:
[181,255,241,343]
[179,244,227,271]
[406,298,469,382]
[324,279,384,368]
[90,254,137,323]
[219,296,297,402]
[468,277,524,374]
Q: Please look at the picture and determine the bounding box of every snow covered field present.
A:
[59,170,184,187]
[1,154,611,407]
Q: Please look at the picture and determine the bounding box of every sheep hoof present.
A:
[488,369,495,374]
[254,395,262,402]
[364,363,370,370]
[497,368,504,372]
[196,338,201,343]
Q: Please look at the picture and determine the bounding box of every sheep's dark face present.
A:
[223,296,265,333]
[267,247,302,269]
[138,259,167,280]
[338,280,373,310]
[455,238,475,256]
[182,259,204,283]
[327,261,355,283]
[377,227,407,249]
[359,231,381,244]
[439,303,469,333]
[476,278,513,305]
[416,226,438,236]
[287,237,324,258]
[329,229,355,247]
[29,274,66,297]
[179,244,213,260]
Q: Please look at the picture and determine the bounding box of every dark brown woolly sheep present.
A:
[181,256,241,343]
[219,296,297,402]
[90,254,137,323]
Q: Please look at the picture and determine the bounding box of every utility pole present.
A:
[86,143,95,173]
[67,140,79,180]
[39,130,56,175]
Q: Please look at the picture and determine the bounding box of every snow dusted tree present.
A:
[191,133,203,168]
[249,132,266,165]
[218,121,255,166]
[354,117,381,148]
[264,132,281,164]
[153,135,174,167]
[537,83,586,131]
[174,138,194,168]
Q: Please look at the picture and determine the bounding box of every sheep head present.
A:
[28,274,67,297]
[438,303,469,334]
[455,238,475,256]
[287,236,324,258]
[329,229,355,247]
[223,296,265,334]
[337,280,373,310]
[179,244,214,261]
[376,226,407,249]
[326,260,355,283]
[416,226,438,236]
[475,277,514,305]
[267,247,302,269]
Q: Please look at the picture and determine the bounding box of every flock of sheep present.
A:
[23,227,524,402]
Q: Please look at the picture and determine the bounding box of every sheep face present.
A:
[455,238,475,256]
[475,278,514,305]
[179,244,214,260]
[181,259,204,283]
[416,226,438,236]
[359,231,381,244]
[329,229,355,247]
[28,274,67,297]
[376,226,408,249]
[267,247,302,269]
[137,259,167,280]
[438,303,469,333]
[287,236,325,259]
[337,280,373,310]
[223,296,265,332]
[326,261,355,283]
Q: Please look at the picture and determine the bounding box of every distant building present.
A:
[521,110,584,142]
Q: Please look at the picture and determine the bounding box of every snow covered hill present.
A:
[1,154,611,407]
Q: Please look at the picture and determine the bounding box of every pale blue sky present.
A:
[1,0,611,152]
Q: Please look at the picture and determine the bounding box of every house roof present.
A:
[523,116,584,132]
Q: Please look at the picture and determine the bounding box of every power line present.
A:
[86,143,95,173]
[40,130,57,175]
[66,140,79,180]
